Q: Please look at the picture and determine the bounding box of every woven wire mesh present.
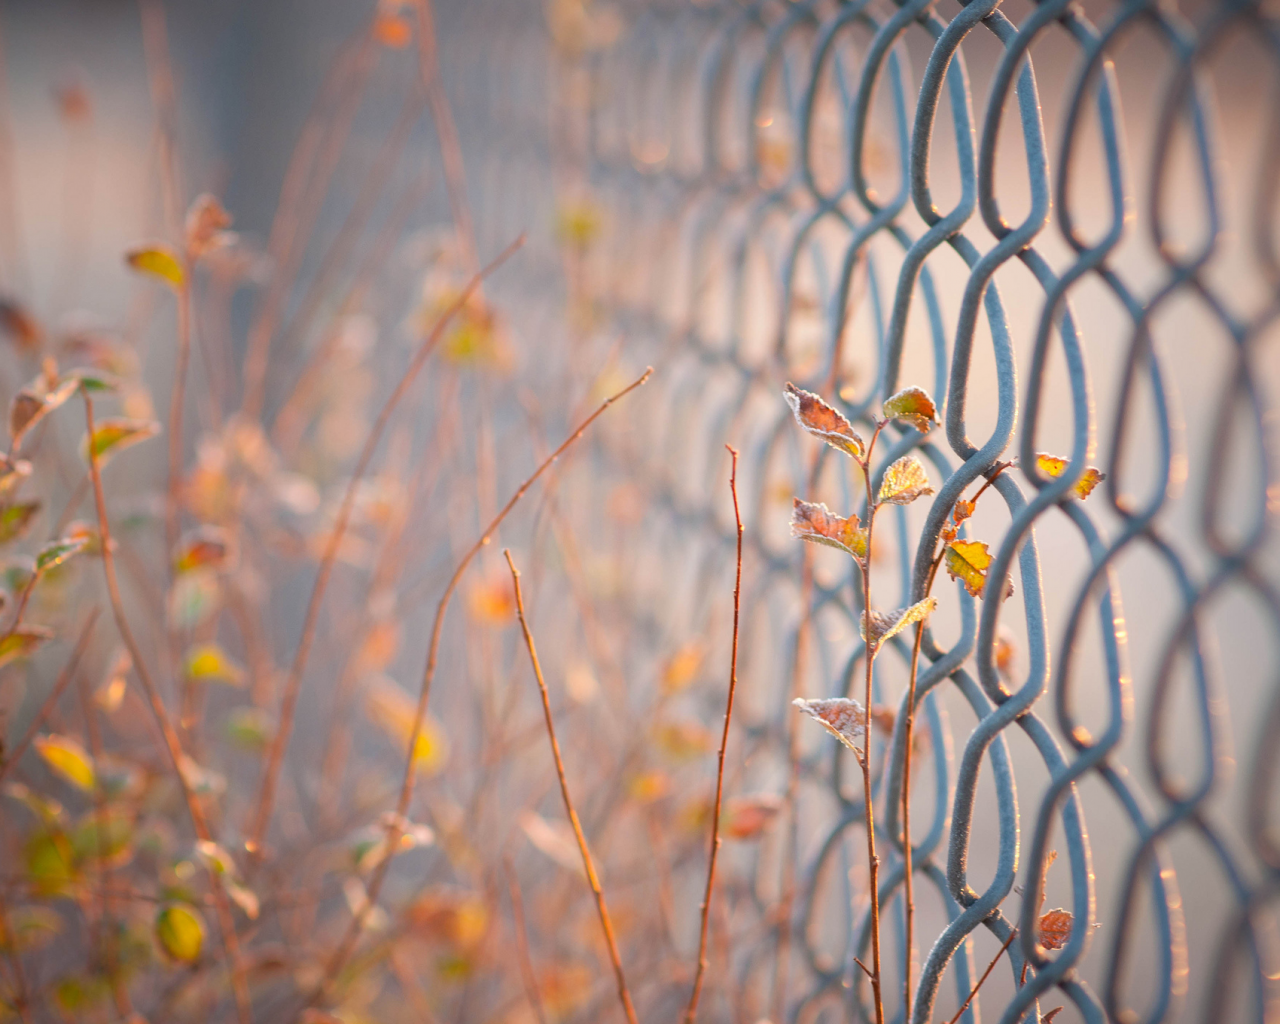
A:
[440,0,1280,1021]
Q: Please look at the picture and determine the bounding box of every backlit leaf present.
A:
[126,245,185,290]
[0,502,40,544]
[1034,453,1104,499]
[364,675,448,775]
[783,382,865,459]
[155,904,204,963]
[793,697,866,753]
[878,454,933,506]
[183,643,245,687]
[33,734,95,791]
[81,417,160,464]
[944,540,992,598]
[0,625,53,669]
[35,536,89,574]
[1038,908,1073,950]
[882,386,938,433]
[858,596,937,649]
[790,498,868,559]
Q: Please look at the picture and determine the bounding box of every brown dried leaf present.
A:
[783,382,865,459]
[882,386,938,433]
[878,454,933,506]
[722,795,783,840]
[944,540,993,598]
[790,498,868,559]
[952,499,975,524]
[1038,908,1073,950]
[858,596,937,649]
[1034,453,1104,499]
[792,696,866,753]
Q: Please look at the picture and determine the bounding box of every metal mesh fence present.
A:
[440,0,1280,1021]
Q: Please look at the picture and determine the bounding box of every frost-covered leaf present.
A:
[33,734,95,791]
[0,502,40,544]
[945,540,992,598]
[882,386,938,433]
[792,697,866,753]
[183,644,245,687]
[10,377,77,448]
[878,454,933,506]
[1038,908,1073,950]
[35,536,88,575]
[81,417,160,465]
[125,245,185,290]
[1034,453,1104,499]
[783,382,865,459]
[790,499,868,559]
[0,625,53,669]
[155,904,204,963]
[858,596,937,649]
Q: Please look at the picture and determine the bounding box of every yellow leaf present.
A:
[944,540,992,598]
[790,498,867,559]
[82,417,160,464]
[783,382,865,459]
[33,734,95,791]
[793,697,866,753]
[1034,453,1105,499]
[661,643,703,694]
[125,245,185,289]
[882,386,938,433]
[364,676,448,775]
[859,596,937,649]
[0,625,53,669]
[155,904,204,963]
[878,454,933,506]
[183,644,245,687]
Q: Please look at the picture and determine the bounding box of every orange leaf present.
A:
[1038,908,1073,950]
[790,498,867,558]
[783,383,865,459]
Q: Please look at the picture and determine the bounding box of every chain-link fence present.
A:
[438,1,1280,1021]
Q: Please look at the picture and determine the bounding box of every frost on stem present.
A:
[792,697,867,755]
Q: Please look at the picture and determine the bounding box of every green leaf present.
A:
[63,368,120,393]
[0,625,53,669]
[125,245,185,289]
[858,596,938,650]
[33,734,95,791]
[81,418,160,465]
[155,904,204,963]
[24,829,77,894]
[882,386,939,433]
[0,502,40,544]
[225,706,270,751]
[878,454,934,506]
[35,536,89,575]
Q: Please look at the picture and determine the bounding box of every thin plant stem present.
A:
[858,422,887,1024]
[305,366,652,1014]
[504,857,549,1024]
[684,444,744,1024]
[946,929,1017,1024]
[0,612,97,786]
[246,235,525,856]
[82,391,252,1024]
[504,548,639,1024]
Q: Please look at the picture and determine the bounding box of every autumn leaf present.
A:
[952,499,975,524]
[783,382,865,459]
[792,696,866,753]
[364,675,449,775]
[35,536,88,575]
[183,644,245,687]
[173,527,233,575]
[0,455,31,499]
[0,625,53,669]
[10,377,77,448]
[722,795,782,840]
[0,299,42,352]
[1034,453,1105,499]
[661,643,703,694]
[81,418,161,465]
[125,245,185,290]
[155,904,204,963]
[859,596,937,649]
[1038,908,1073,950]
[882,386,938,433]
[33,734,95,791]
[183,194,235,258]
[790,498,868,559]
[944,540,992,597]
[0,502,40,544]
[878,454,933,506]
[167,570,220,630]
